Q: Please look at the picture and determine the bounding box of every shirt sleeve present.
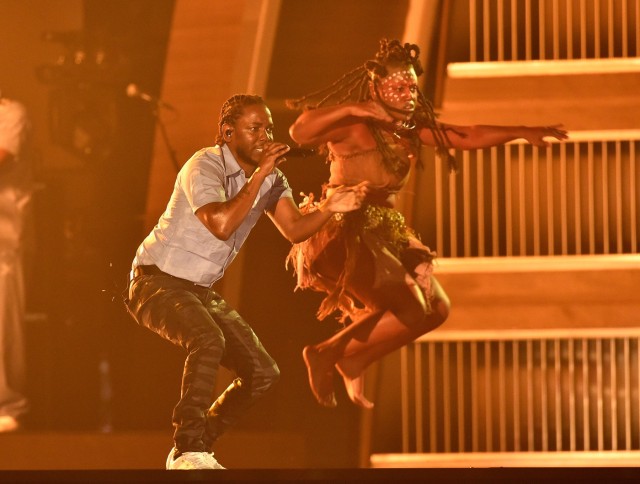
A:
[264,168,293,212]
[182,150,227,212]
[0,101,28,156]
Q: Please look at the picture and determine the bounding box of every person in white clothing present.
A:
[0,93,31,432]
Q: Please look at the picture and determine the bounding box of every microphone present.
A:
[126,83,175,111]
[274,147,316,163]
[285,147,316,158]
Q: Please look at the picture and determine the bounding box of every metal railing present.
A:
[399,332,640,453]
[469,0,640,61]
[423,131,640,257]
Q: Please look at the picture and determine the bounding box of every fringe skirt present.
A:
[287,202,436,323]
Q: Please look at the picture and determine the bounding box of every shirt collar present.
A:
[221,143,243,178]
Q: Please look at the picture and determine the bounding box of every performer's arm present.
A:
[196,143,289,241]
[289,101,394,146]
[269,182,368,243]
[419,123,568,150]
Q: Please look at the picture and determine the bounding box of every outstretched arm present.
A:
[289,101,393,146]
[269,182,369,243]
[420,123,568,150]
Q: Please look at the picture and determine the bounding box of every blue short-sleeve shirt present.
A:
[133,144,293,286]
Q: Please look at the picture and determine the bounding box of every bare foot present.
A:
[335,363,374,409]
[302,346,337,408]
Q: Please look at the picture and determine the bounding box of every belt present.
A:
[133,264,170,278]
[132,265,207,287]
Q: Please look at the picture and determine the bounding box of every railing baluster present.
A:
[483,0,491,61]
[511,0,519,59]
[435,155,444,256]
[579,0,587,58]
[566,0,574,58]
[400,345,410,453]
[525,0,532,59]
[573,142,583,254]
[602,141,610,254]
[492,147,500,256]
[457,342,466,451]
[630,141,637,253]
[443,343,452,452]
[485,341,493,451]
[621,0,628,57]
[555,339,563,450]
[608,0,615,58]
[428,342,437,451]
[477,150,486,256]
[611,339,619,450]
[596,339,604,450]
[541,340,549,450]
[624,338,631,449]
[594,0,601,58]
[636,0,640,56]
[583,339,590,450]
[560,142,568,254]
[615,141,623,253]
[513,341,521,451]
[449,161,458,257]
[533,147,541,255]
[546,145,555,255]
[519,144,527,255]
[463,151,472,257]
[470,0,477,62]
[505,144,514,255]
[471,342,479,451]
[553,0,561,59]
[587,142,596,254]
[539,0,547,59]
[498,0,505,60]
[527,340,535,450]
[569,339,577,450]
[499,341,507,451]
[415,342,424,452]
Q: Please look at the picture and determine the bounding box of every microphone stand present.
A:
[153,107,181,173]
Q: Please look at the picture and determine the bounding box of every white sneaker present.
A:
[0,416,19,433]
[207,452,225,469]
[165,447,225,470]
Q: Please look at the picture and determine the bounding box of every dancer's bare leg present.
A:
[303,275,449,407]
[302,345,338,407]
[336,367,372,409]
[335,279,450,407]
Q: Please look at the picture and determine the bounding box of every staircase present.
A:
[366,0,640,468]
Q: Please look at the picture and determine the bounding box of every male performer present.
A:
[126,94,367,469]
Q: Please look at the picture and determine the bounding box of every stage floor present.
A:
[3,431,640,482]
[3,468,640,484]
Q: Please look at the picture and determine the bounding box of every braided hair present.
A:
[286,39,458,171]
[215,94,265,146]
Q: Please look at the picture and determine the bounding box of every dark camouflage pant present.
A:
[126,272,280,453]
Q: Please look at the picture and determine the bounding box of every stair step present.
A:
[427,254,640,335]
[439,58,640,131]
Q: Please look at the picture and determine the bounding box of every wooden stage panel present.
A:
[0,431,308,470]
[3,468,640,483]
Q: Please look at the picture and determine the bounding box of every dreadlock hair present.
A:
[215,94,265,146]
[286,39,458,171]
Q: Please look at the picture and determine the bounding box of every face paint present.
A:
[378,70,418,103]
